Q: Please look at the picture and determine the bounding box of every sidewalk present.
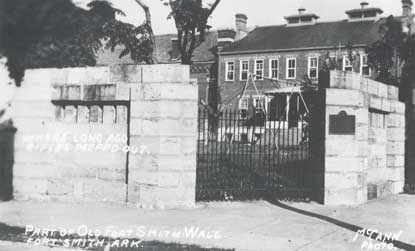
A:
[0,241,79,251]
[0,194,414,251]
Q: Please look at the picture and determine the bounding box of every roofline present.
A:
[245,17,385,30]
[156,60,216,64]
[346,8,384,15]
[284,14,320,19]
[218,44,369,56]
[192,60,216,64]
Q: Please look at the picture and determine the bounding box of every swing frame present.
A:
[200,72,312,152]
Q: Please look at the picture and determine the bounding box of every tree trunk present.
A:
[134,0,156,64]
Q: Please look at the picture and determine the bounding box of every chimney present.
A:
[217,29,236,51]
[360,1,369,9]
[403,0,413,17]
[235,13,248,41]
[402,0,414,34]
[284,8,320,26]
[345,2,383,21]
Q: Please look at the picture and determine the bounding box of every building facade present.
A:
[96,14,249,105]
[217,1,414,117]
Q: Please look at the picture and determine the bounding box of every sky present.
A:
[0,0,405,103]
[76,0,403,34]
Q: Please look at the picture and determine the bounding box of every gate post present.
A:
[0,120,17,201]
[308,90,326,204]
[127,64,199,209]
[323,71,406,205]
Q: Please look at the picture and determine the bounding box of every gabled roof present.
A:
[221,18,394,54]
[96,31,218,65]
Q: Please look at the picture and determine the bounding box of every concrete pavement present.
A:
[0,194,415,251]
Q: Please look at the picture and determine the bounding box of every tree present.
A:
[366,15,405,86]
[0,0,154,86]
[161,0,220,64]
[134,0,156,63]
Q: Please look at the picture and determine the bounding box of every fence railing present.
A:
[196,106,314,202]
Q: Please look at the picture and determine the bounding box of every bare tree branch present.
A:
[163,0,221,64]
[134,0,151,24]
[207,0,220,16]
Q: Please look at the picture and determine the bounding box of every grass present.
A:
[196,140,313,202]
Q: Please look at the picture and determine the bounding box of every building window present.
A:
[286,58,296,79]
[308,57,319,79]
[361,54,370,76]
[225,61,235,81]
[240,60,249,81]
[343,56,353,72]
[255,60,264,80]
[239,98,248,119]
[254,97,265,113]
[269,59,279,79]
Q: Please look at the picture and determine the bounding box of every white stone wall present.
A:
[8,64,198,208]
[124,64,198,209]
[324,71,406,205]
[9,67,128,203]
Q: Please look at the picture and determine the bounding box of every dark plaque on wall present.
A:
[329,111,356,135]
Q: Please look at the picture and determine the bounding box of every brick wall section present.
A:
[218,48,366,109]
[324,71,405,205]
[9,64,198,209]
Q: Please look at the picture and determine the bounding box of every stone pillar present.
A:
[324,71,406,205]
[324,88,368,205]
[127,64,198,209]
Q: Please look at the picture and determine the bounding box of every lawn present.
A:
[196,140,313,202]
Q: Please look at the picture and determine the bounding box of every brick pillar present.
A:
[127,64,198,209]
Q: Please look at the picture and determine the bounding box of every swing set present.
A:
[199,72,312,153]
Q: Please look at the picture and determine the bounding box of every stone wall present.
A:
[9,64,198,208]
[122,65,198,209]
[324,71,406,205]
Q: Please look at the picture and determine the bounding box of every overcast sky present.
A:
[76,0,403,34]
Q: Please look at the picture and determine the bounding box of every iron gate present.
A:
[196,91,325,202]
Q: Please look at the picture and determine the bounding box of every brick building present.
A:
[217,1,414,116]
[96,14,249,105]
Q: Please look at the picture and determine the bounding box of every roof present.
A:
[96,31,218,65]
[221,18,394,54]
[346,7,384,15]
[284,13,320,20]
[265,86,303,94]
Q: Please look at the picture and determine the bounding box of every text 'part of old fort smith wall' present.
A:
[8,64,198,209]
[324,71,406,206]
